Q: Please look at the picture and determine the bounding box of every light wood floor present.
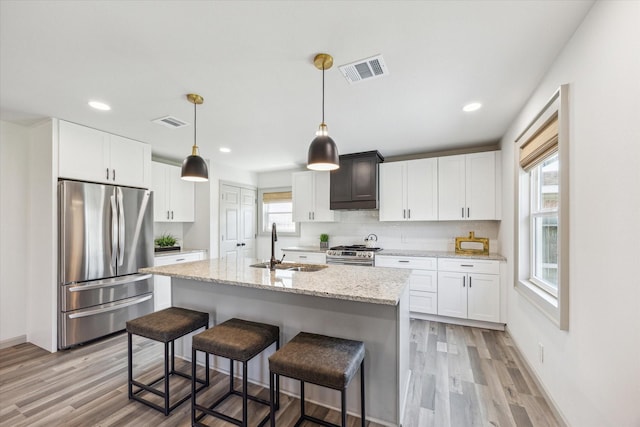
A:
[0,320,561,427]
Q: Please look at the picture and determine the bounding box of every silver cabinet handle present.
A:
[461,264,474,267]
[106,168,110,179]
[398,260,410,263]
[469,276,472,288]
[467,207,470,218]
[408,209,411,219]
[171,211,174,220]
[299,255,307,258]
[308,212,311,220]
[175,258,185,262]
[463,276,466,287]
[403,209,406,219]
[112,169,116,181]
[167,211,170,220]
[462,207,464,218]
[312,212,315,220]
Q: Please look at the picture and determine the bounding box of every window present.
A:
[515,85,569,330]
[258,187,299,236]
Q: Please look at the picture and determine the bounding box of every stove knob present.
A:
[368,252,373,258]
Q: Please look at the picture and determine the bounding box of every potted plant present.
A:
[320,233,329,249]
[154,233,179,252]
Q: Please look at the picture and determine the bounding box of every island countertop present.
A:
[140,258,410,306]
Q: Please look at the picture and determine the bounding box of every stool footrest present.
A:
[193,388,272,427]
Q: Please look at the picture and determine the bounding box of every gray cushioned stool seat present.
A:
[269,332,365,390]
[193,318,279,362]
[126,307,209,343]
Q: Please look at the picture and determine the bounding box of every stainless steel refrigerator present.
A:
[58,180,154,349]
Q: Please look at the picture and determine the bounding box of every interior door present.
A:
[219,184,257,260]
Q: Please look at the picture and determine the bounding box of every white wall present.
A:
[498,2,640,426]
[0,120,29,346]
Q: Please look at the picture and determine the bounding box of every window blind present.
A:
[520,113,559,171]
[262,191,292,203]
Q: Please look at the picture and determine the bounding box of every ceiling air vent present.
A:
[152,116,189,129]
[338,54,389,85]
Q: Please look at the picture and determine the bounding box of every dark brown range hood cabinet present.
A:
[330,151,384,210]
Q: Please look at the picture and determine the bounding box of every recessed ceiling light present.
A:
[88,100,111,111]
[219,147,231,153]
[463,102,482,112]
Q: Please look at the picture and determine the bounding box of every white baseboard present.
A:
[505,326,569,427]
[410,313,505,331]
[0,334,27,350]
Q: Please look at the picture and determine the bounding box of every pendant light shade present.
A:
[181,93,209,182]
[307,53,339,171]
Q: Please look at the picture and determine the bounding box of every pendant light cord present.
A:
[193,101,197,148]
[322,63,325,124]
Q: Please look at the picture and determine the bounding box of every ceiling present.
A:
[0,0,593,172]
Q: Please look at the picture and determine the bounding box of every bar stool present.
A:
[126,307,209,415]
[268,332,365,427]
[191,318,280,427]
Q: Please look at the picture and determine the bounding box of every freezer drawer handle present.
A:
[68,294,152,319]
[67,274,152,292]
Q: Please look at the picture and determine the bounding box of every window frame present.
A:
[514,85,570,330]
[257,186,299,237]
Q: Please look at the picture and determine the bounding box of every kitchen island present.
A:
[140,258,411,426]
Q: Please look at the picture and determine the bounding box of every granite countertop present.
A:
[154,248,208,258]
[378,249,506,261]
[140,258,410,306]
[280,246,327,253]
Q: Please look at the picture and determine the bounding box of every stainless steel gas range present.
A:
[326,245,382,266]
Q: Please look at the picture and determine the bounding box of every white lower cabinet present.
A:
[437,258,500,322]
[281,250,326,264]
[375,256,438,315]
[153,251,205,311]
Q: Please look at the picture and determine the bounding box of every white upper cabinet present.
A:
[379,158,438,221]
[58,120,151,188]
[151,162,195,222]
[292,171,335,222]
[438,151,501,220]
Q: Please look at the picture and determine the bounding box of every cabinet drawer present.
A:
[282,251,326,265]
[410,291,437,314]
[437,258,500,274]
[375,256,436,270]
[409,270,437,292]
[154,252,204,266]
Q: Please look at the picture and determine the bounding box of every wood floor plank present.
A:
[0,321,562,427]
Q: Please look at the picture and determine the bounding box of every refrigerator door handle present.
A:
[110,193,118,268]
[117,187,125,267]
[67,294,153,319]
[67,274,152,292]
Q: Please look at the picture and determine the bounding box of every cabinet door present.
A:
[466,152,497,220]
[467,273,500,322]
[438,154,466,220]
[351,156,378,201]
[410,270,438,292]
[410,291,437,314]
[168,165,195,222]
[379,162,405,221]
[109,134,150,188]
[330,157,352,204]
[407,158,438,221]
[312,171,334,221]
[58,120,110,183]
[292,172,314,222]
[437,271,467,318]
[151,162,169,222]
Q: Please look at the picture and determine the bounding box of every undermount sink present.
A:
[250,262,327,272]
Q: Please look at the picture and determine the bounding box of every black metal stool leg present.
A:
[361,359,365,427]
[242,361,248,427]
[192,347,197,425]
[341,389,347,427]
[229,358,234,392]
[127,332,133,399]
[164,341,170,415]
[300,380,305,417]
[269,371,276,426]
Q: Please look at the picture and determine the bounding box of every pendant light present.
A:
[181,93,209,182]
[307,53,339,171]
